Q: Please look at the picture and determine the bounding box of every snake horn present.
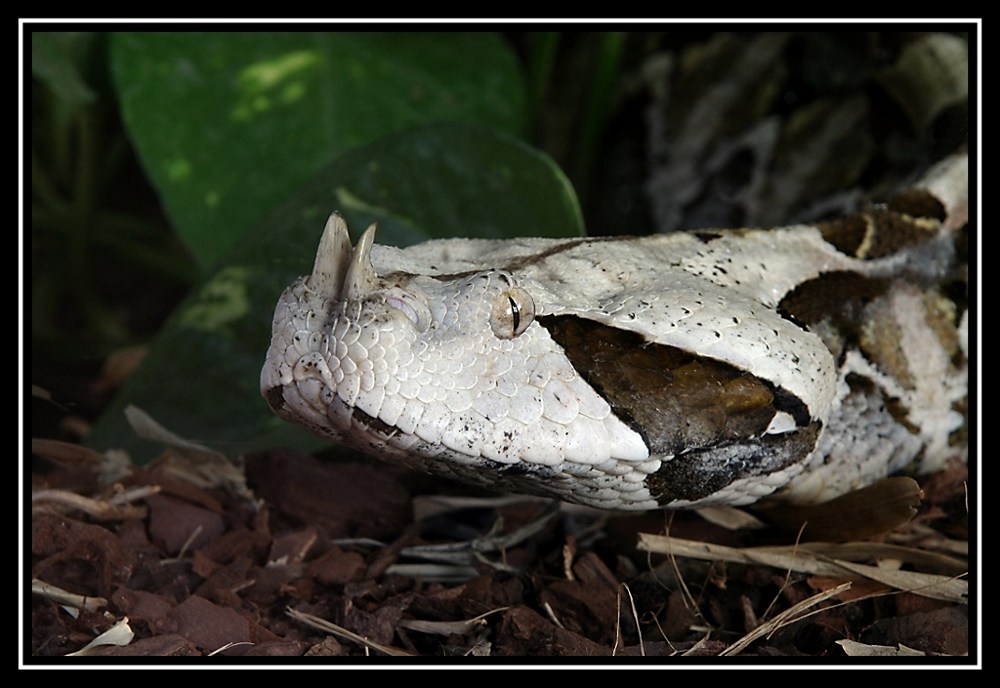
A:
[307,212,354,297]
[343,221,379,301]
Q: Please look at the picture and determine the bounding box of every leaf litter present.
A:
[29,407,971,660]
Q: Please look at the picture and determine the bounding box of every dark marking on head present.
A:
[694,231,724,243]
[645,422,822,504]
[425,269,488,282]
[536,314,810,456]
[491,235,671,272]
[265,386,286,413]
[421,240,611,282]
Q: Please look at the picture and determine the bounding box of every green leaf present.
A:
[110,31,524,272]
[86,123,584,462]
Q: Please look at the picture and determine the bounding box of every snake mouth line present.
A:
[269,382,405,442]
[350,404,400,437]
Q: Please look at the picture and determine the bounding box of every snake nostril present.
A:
[386,296,418,324]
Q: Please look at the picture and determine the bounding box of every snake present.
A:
[260,153,968,511]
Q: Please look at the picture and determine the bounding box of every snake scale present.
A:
[261,153,968,511]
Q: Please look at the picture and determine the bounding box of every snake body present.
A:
[261,154,968,511]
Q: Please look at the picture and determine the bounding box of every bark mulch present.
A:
[28,428,971,662]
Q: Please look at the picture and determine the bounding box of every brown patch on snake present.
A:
[950,396,968,450]
[921,290,965,364]
[856,291,919,391]
[846,373,920,435]
[778,271,891,360]
[537,315,809,457]
[885,188,948,222]
[537,314,824,505]
[818,209,941,259]
[817,215,870,258]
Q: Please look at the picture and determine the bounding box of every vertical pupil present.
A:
[508,295,520,333]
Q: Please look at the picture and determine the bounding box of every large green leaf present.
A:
[87,123,584,462]
[110,32,524,272]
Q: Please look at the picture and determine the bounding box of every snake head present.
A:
[260,213,653,507]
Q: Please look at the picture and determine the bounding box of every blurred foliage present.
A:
[110,33,528,271]
[32,30,591,459]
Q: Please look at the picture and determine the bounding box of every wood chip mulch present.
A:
[28,437,972,662]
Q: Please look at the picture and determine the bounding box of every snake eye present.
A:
[490,287,535,339]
